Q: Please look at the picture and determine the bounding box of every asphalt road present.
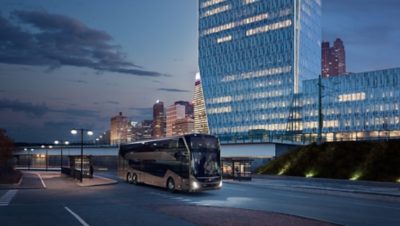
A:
[1,171,399,226]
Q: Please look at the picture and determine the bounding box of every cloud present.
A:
[128,107,153,121]
[66,79,88,84]
[0,90,5,93]
[0,98,98,118]
[0,10,169,77]
[0,99,49,116]
[105,100,119,105]
[157,88,190,93]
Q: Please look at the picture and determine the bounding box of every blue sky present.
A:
[0,0,399,142]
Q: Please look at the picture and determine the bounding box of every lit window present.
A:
[201,0,225,8]
[244,0,258,4]
[246,19,292,36]
[201,4,231,18]
[217,35,232,43]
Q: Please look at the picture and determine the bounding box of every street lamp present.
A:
[70,129,93,182]
[24,148,34,170]
[41,145,53,171]
[54,140,69,170]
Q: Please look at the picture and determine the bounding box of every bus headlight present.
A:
[192,181,200,190]
[218,180,223,188]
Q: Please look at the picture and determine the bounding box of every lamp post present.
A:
[41,145,53,171]
[54,140,69,170]
[71,129,93,182]
[24,148,34,170]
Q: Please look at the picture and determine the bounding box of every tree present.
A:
[0,129,15,170]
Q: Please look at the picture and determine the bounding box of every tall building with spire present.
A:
[321,38,346,77]
[193,72,209,134]
[152,100,166,138]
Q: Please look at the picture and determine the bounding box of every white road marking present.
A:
[64,206,90,226]
[36,173,47,188]
[0,189,18,206]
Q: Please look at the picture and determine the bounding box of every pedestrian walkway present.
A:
[225,175,400,199]
[76,175,118,187]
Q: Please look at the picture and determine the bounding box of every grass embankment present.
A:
[257,140,400,183]
[0,168,22,184]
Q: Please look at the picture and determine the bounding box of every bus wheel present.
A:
[167,178,175,193]
[132,173,138,185]
[127,173,133,184]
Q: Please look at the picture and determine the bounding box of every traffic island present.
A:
[154,205,340,226]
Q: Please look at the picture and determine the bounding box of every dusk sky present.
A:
[0,0,399,143]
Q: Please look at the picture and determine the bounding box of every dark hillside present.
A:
[257,140,400,182]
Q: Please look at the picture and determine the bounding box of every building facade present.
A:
[152,100,166,138]
[302,68,400,141]
[174,118,195,136]
[193,72,209,134]
[166,101,194,137]
[110,112,130,145]
[321,38,346,77]
[199,0,321,142]
[130,120,153,141]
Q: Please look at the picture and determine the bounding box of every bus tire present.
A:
[167,177,175,193]
[132,173,138,185]
[127,173,133,184]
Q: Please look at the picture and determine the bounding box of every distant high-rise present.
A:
[321,38,346,77]
[110,112,130,145]
[166,101,194,137]
[193,72,209,134]
[130,120,153,141]
[152,100,166,138]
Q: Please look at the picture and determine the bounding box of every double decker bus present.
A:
[118,134,222,192]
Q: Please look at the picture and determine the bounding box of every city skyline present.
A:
[1,0,399,142]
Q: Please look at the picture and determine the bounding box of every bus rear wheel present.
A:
[127,173,133,184]
[132,173,138,185]
[167,178,175,193]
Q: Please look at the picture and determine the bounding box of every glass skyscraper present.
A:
[199,0,321,141]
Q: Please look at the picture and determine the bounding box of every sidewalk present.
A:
[224,174,400,199]
[75,175,118,187]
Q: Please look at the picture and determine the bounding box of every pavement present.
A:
[224,175,400,200]
[1,171,400,225]
[76,175,118,187]
[0,171,118,189]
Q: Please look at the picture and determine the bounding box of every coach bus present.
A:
[118,134,222,192]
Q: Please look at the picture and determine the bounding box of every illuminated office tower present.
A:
[110,112,130,145]
[152,100,166,138]
[166,101,193,137]
[322,38,346,77]
[193,72,209,134]
[199,0,321,141]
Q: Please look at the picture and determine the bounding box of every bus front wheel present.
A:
[167,178,175,193]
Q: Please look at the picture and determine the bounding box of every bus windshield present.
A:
[188,135,221,177]
[191,151,220,177]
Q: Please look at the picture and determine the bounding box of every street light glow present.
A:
[30,149,34,151]
[54,140,60,145]
[49,145,53,149]
[87,131,94,136]
[24,148,28,151]
[64,141,70,145]
[41,145,45,148]
[71,129,78,135]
